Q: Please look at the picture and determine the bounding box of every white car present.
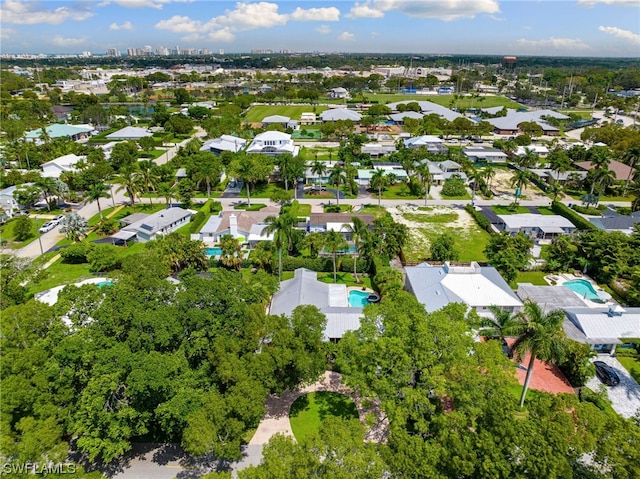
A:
[39,222,56,234]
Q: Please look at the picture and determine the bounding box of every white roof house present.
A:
[246,131,299,157]
[404,262,523,314]
[404,135,448,154]
[200,135,247,154]
[41,154,85,178]
[463,147,508,163]
[486,109,568,135]
[319,108,362,122]
[515,145,550,157]
[106,126,153,140]
[120,207,192,243]
[564,306,640,353]
[269,268,363,341]
[496,214,576,239]
[0,183,34,218]
[386,100,464,122]
[195,209,278,245]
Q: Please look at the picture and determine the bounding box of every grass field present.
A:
[617,356,640,383]
[515,271,549,286]
[243,105,328,123]
[491,205,531,215]
[369,93,524,110]
[316,271,372,289]
[289,392,359,442]
[0,217,40,249]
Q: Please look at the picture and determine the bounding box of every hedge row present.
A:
[571,204,604,216]
[280,255,367,273]
[465,204,494,234]
[551,201,597,231]
[190,200,221,234]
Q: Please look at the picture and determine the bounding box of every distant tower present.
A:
[503,56,517,71]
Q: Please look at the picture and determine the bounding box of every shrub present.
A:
[579,387,613,412]
[571,204,604,216]
[94,218,119,236]
[551,201,597,231]
[60,242,95,264]
[87,244,122,272]
[281,256,333,272]
[557,341,596,387]
[339,257,368,273]
[441,176,467,197]
[465,204,494,234]
[13,216,33,242]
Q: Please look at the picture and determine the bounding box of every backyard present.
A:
[392,205,490,262]
[243,105,328,123]
[289,391,360,442]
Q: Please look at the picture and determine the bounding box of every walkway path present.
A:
[249,370,388,446]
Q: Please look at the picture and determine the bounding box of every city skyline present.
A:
[1,0,639,57]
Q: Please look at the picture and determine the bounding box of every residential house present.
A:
[246,131,300,157]
[387,100,463,122]
[404,261,523,315]
[496,214,576,239]
[563,305,640,354]
[514,145,550,159]
[116,207,192,243]
[516,283,589,314]
[194,209,278,247]
[328,87,349,99]
[106,126,153,141]
[200,135,247,154]
[361,143,396,158]
[389,111,424,125]
[574,159,634,183]
[589,208,640,235]
[261,115,297,129]
[463,146,508,164]
[41,154,85,179]
[528,169,587,185]
[419,160,467,185]
[25,124,95,143]
[403,135,448,154]
[269,268,363,342]
[319,108,362,122]
[305,213,374,239]
[485,109,568,136]
[356,167,408,186]
[0,184,34,218]
[300,112,317,125]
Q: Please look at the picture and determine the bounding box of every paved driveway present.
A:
[585,356,640,418]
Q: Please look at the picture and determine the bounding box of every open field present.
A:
[243,105,328,123]
[369,93,524,109]
[391,205,490,262]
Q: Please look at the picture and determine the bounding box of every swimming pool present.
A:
[206,247,223,256]
[348,290,374,307]
[564,279,600,301]
[97,281,114,288]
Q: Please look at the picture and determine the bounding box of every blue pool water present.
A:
[206,247,223,256]
[564,279,600,301]
[97,281,114,288]
[349,290,373,307]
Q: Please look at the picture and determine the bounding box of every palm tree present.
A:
[343,216,369,283]
[510,169,529,206]
[262,214,296,281]
[483,164,496,193]
[323,230,348,283]
[85,182,110,220]
[219,234,243,271]
[622,145,640,195]
[303,232,325,259]
[137,160,158,205]
[511,299,567,408]
[329,164,346,206]
[548,149,571,183]
[157,182,175,208]
[479,306,523,346]
[595,168,617,205]
[310,160,327,185]
[60,213,89,243]
[115,164,143,209]
[414,162,433,206]
[231,154,257,207]
[370,169,388,207]
[467,167,484,200]
[628,178,640,212]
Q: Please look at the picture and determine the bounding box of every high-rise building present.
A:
[218,49,224,55]
[106,48,121,57]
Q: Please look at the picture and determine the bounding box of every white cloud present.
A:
[316,25,331,34]
[348,1,384,18]
[369,0,500,21]
[51,35,87,47]
[577,0,639,6]
[104,0,193,8]
[0,27,17,39]
[515,37,591,52]
[599,26,640,42]
[155,15,203,33]
[109,21,133,31]
[210,2,288,30]
[290,7,340,22]
[338,31,355,41]
[208,28,236,42]
[1,0,94,24]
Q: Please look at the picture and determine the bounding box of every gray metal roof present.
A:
[516,284,588,314]
[122,207,191,236]
[319,109,362,122]
[564,307,640,343]
[497,214,575,230]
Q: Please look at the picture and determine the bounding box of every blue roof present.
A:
[25,124,94,139]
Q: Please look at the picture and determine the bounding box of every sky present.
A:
[1,0,639,57]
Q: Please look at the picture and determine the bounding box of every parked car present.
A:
[38,221,56,234]
[594,361,620,386]
[53,214,65,223]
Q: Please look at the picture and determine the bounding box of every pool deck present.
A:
[543,273,617,309]
[346,286,380,300]
[35,277,114,306]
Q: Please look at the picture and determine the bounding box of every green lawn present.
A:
[358,204,387,216]
[298,147,336,162]
[369,93,524,110]
[515,271,549,286]
[440,192,471,200]
[381,184,421,200]
[289,392,359,443]
[0,217,40,249]
[234,203,267,211]
[491,205,531,215]
[536,206,556,215]
[617,356,640,383]
[243,105,328,123]
[316,271,372,289]
[243,181,286,199]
